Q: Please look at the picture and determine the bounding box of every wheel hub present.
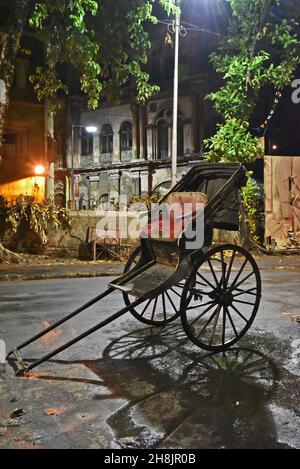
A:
[210,289,233,307]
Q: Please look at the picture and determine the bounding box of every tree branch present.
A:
[246,0,273,89]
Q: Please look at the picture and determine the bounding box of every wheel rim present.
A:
[181,245,261,351]
[123,247,183,326]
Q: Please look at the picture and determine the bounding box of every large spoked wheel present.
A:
[181,244,261,352]
[123,247,183,326]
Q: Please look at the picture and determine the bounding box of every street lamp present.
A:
[34,165,46,176]
[171,1,181,188]
[170,1,220,187]
[70,124,98,209]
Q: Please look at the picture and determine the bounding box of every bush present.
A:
[0,196,73,254]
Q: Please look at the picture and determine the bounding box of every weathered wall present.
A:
[0,176,45,202]
[0,101,45,184]
[47,208,238,258]
[265,155,300,248]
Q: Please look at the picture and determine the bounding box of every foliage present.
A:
[204,119,264,163]
[241,175,261,241]
[129,193,160,211]
[0,196,73,253]
[27,0,177,109]
[204,0,300,163]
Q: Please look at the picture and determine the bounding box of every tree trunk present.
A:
[0,242,22,263]
[0,0,30,262]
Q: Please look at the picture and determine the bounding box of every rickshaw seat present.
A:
[145,192,208,240]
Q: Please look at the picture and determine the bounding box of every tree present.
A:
[205,0,300,162]
[203,0,300,244]
[0,0,176,261]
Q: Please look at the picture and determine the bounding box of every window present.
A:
[157,120,168,159]
[101,124,113,154]
[81,130,94,155]
[15,59,28,90]
[177,119,184,157]
[155,108,184,159]
[120,121,132,151]
[2,132,17,158]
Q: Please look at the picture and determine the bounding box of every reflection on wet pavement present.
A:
[3,323,298,449]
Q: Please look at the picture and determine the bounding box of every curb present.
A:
[0,270,124,283]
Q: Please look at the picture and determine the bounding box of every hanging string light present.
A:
[261,88,283,136]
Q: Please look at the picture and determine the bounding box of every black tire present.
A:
[181,244,261,352]
[123,246,183,326]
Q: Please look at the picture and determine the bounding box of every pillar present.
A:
[139,106,146,160]
[131,104,139,160]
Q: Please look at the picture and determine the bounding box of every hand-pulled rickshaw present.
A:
[7,162,261,376]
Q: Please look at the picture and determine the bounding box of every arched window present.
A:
[177,118,184,157]
[157,119,168,159]
[155,108,184,159]
[101,124,113,154]
[120,121,132,151]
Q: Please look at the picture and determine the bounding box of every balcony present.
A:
[100,153,113,166]
[80,155,94,168]
[121,150,132,162]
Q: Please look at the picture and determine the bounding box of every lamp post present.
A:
[170,1,219,187]
[70,124,98,209]
[171,3,181,188]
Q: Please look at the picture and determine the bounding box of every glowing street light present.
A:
[85,126,98,134]
[34,165,46,176]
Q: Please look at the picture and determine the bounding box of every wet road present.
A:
[0,272,299,449]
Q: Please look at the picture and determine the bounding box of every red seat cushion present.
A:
[145,192,208,240]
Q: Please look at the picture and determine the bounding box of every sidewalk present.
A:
[0,253,300,282]
[0,259,125,282]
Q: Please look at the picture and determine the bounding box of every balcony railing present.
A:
[100,153,113,166]
[80,155,94,168]
[121,150,132,162]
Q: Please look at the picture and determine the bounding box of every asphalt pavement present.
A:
[0,269,299,449]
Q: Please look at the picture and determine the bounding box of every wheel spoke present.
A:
[190,287,212,296]
[197,272,216,290]
[225,249,236,287]
[162,293,167,321]
[207,258,220,287]
[197,305,220,338]
[209,305,222,346]
[225,306,239,338]
[229,258,248,291]
[151,297,158,322]
[195,280,209,287]
[233,287,257,298]
[140,299,152,317]
[190,301,218,326]
[233,299,256,307]
[220,250,226,288]
[230,303,249,323]
[170,287,182,298]
[229,271,255,293]
[187,299,216,311]
[165,290,178,314]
